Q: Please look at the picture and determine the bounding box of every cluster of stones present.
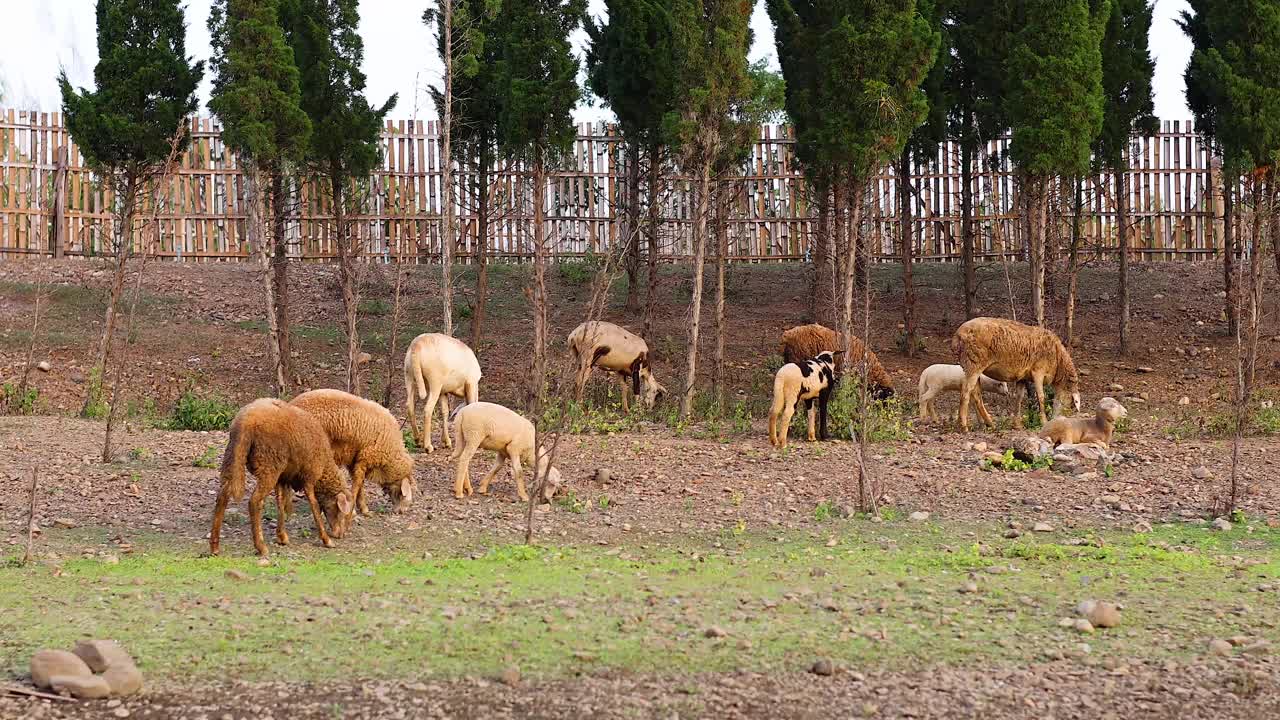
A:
[29,640,142,700]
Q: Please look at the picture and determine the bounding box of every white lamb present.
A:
[917,363,1012,424]
[449,401,562,502]
[404,333,482,453]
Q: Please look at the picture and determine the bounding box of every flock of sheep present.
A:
[208,315,1123,556]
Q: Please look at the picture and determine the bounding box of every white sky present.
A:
[0,0,1193,123]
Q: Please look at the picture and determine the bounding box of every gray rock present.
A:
[36,360,52,372]
[1192,466,1213,480]
[73,640,135,674]
[30,650,92,689]
[908,511,930,522]
[810,658,834,676]
[1032,522,1054,533]
[704,626,727,638]
[1212,517,1233,532]
[1207,638,1233,656]
[1074,619,1095,633]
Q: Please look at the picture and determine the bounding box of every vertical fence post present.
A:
[52,144,68,258]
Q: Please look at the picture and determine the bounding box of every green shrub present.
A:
[981,448,1053,472]
[168,389,237,431]
[556,258,597,286]
[813,500,836,523]
[402,427,419,452]
[825,380,913,442]
[81,369,109,419]
[1,383,39,415]
[193,445,221,468]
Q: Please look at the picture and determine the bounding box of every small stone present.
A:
[499,665,521,686]
[1212,518,1233,532]
[257,557,271,567]
[102,555,119,565]
[1108,383,1125,392]
[1087,601,1121,628]
[810,658,834,676]
[53,518,78,529]
[1033,522,1054,533]
[50,674,113,699]
[908,511,930,522]
[1074,619,1095,633]
[36,360,52,372]
[225,569,250,581]
[1207,639,1233,656]
[30,650,92,688]
[102,662,144,696]
[972,442,988,453]
[960,581,979,594]
[704,626,728,638]
[594,468,612,484]
[983,451,1005,465]
[1099,495,1121,507]
[1178,396,1191,406]
[1076,600,1098,617]
[113,708,131,719]
[1003,529,1022,539]
[1192,466,1213,480]
[73,640,135,673]
[1133,520,1153,534]
[1058,617,1076,628]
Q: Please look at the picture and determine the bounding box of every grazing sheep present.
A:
[1041,397,1127,448]
[567,320,667,411]
[917,363,1012,424]
[404,333,482,453]
[950,317,1082,432]
[778,324,894,399]
[290,389,416,516]
[768,350,841,448]
[449,401,562,502]
[209,399,354,556]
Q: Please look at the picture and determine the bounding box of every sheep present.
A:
[778,324,894,400]
[1041,397,1127,448]
[290,389,416,516]
[209,399,354,556]
[950,317,1082,432]
[449,401,563,502]
[917,363,1012,424]
[768,350,841,448]
[567,320,667,411]
[404,333,482,454]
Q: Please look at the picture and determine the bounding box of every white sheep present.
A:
[449,401,563,502]
[768,350,841,448]
[404,333,482,453]
[567,320,667,411]
[917,363,1012,425]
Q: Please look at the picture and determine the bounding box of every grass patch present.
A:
[1,382,40,415]
[168,388,238,431]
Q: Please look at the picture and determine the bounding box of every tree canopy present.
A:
[1095,0,1157,170]
[494,0,586,162]
[586,0,687,148]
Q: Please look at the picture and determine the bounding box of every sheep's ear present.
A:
[400,477,413,500]
[336,492,354,516]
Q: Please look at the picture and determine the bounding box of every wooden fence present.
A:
[0,108,1223,263]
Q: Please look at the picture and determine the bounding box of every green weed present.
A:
[193,445,221,469]
[1,382,39,415]
[813,500,836,523]
[557,490,585,514]
[81,368,109,419]
[168,388,237,431]
[981,448,1053,472]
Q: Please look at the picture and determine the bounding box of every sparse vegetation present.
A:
[167,388,238,431]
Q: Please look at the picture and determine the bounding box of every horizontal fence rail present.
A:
[0,109,1227,263]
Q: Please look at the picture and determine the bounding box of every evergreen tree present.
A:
[493,0,586,412]
[1004,0,1109,327]
[587,0,686,326]
[282,0,395,394]
[59,0,203,406]
[208,0,312,395]
[1094,0,1156,354]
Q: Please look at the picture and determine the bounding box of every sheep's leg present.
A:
[274,485,291,546]
[573,355,593,405]
[351,462,370,517]
[973,384,996,430]
[957,373,982,432]
[1032,373,1049,427]
[619,374,632,413]
[778,397,797,448]
[209,485,233,556]
[768,392,785,447]
[438,394,452,450]
[817,386,832,441]
[509,452,528,502]
[805,398,817,442]
[248,474,277,557]
[918,387,939,422]
[452,441,480,499]
[405,366,420,452]
[302,483,335,549]
[477,454,505,495]
[422,386,443,454]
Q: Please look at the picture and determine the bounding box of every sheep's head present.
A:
[1097,397,1127,424]
[324,489,355,539]
[535,451,564,502]
[639,369,666,409]
[871,384,895,401]
[994,381,1012,396]
[380,453,417,512]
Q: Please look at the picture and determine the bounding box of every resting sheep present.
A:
[1041,397,1127,448]
[950,317,1082,432]
[768,350,841,448]
[779,324,894,399]
[404,333,482,453]
[917,363,1012,424]
[209,399,354,556]
[568,320,667,411]
[449,401,563,502]
[290,389,416,516]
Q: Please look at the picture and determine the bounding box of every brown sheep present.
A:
[779,324,894,399]
[768,350,840,448]
[209,399,354,556]
[1041,397,1127,448]
[567,321,667,411]
[290,389,416,516]
[950,317,1082,432]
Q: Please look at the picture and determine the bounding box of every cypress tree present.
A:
[282,0,396,394]
[59,0,203,405]
[1004,0,1109,327]
[1094,0,1156,354]
[208,0,312,395]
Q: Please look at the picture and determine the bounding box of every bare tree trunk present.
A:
[1117,159,1130,354]
[334,174,361,393]
[247,168,287,395]
[1224,172,1238,337]
[899,149,916,356]
[528,154,549,414]
[643,142,661,339]
[270,166,292,391]
[856,194,877,515]
[680,162,711,419]
[470,154,491,345]
[961,112,976,319]
[1028,175,1047,327]
[1065,176,1083,349]
[441,0,456,337]
[713,180,728,410]
[840,179,865,356]
[812,176,837,327]
[383,239,407,408]
[624,143,641,310]
[22,469,37,565]
[103,242,150,462]
[86,174,138,413]
[832,180,848,311]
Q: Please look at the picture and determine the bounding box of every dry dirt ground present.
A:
[1,258,1278,718]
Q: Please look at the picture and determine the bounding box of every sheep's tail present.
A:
[412,356,428,401]
[218,419,252,504]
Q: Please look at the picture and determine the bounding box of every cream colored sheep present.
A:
[567,320,667,411]
[917,363,1012,424]
[1041,397,1127,448]
[950,317,1081,432]
[449,401,562,502]
[404,333,482,453]
[779,324,894,399]
[290,389,416,516]
[210,399,354,556]
[768,350,841,448]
